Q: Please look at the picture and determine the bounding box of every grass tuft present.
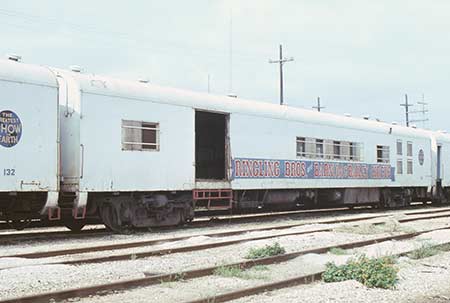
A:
[407,242,450,260]
[245,242,286,259]
[214,265,245,278]
[329,247,348,255]
[323,255,398,289]
[213,265,269,280]
[334,219,414,235]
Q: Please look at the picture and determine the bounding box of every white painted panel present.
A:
[229,113,433,189]
[79,93,195,192]
[0,80,59,192]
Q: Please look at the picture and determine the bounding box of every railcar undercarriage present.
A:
[93,192,194,233]
[0,192,47,230]
[2,185,447,233]
[86,185,447,233]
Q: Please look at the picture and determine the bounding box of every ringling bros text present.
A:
[232,158,395,181]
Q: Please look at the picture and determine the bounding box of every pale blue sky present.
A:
[1,1,448,130]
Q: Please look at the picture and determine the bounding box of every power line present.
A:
[269,44,294,105]
[0,8,275,62]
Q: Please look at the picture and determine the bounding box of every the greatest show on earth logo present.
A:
[0,110,22,148]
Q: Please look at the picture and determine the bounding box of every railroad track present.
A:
[1,204,449,245]
[3,207,450,263]
[0,207,363,244]
[1,213,387,261]
[2,223,449,303]
[185,234,450,303]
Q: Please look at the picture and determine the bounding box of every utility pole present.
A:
[269,44,294,105]
[228,8,233,95]
[400,94,413,127]
[409,94,429,128]
[313,96,325,112]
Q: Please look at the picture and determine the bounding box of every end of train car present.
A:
[0,58,90,230]
[0,57,60,229]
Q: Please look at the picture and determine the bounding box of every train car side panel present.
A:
[78,92,195,192]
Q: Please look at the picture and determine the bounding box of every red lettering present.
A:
[235,160,242,177]
[314,163,320,177]
[274,161,280,177]
[285,161,291,177]
[259,160,265,177]
[252,161,258,177]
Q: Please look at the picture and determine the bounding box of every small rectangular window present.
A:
[349,142,356,161]
[397,140,403,156]
[407,142,413,157]
[377,145,390,163]
[316,139,324,158]
[296,137,306,157]
[397,159,403,174]
[333,141,341,159]
[407,159,413,174]
[122,120,160,151]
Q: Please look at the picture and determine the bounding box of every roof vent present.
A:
[392,122,398,125]
[138,78,149,84]
[69,65,82,73]
[344,113,351,117]
[6,54,21,62]
[363,115,370,120]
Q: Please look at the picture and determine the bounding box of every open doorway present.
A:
[195,111,228,180]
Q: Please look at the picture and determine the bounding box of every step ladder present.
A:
[192,189,233,210]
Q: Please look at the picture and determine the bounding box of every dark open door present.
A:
[195,111,228,180]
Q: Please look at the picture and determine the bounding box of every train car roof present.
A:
[434,131,450,143]
[0,59,58,88]
[4,58,436,140]
[65,70,435,139]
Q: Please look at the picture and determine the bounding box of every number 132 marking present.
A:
[3,169,15,176]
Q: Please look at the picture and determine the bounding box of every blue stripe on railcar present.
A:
[232,158,395,181]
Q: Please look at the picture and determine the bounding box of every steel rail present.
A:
[4,214,387,259]
[0,208,352,243]
[183,236,450,303]
[1,204,448,244]
[2,226,449,303]
[5,210,450,262]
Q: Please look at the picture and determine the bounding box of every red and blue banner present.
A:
[232,158,395,181]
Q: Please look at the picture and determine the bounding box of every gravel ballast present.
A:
[1,210,450,301]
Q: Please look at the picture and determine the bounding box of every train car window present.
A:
[305,138,316,158]
[349,142,356,161]
[316,139,324,158]
[377,145,390,163]
[122,120,160,151]
[397,159,403,174]
[296,137,306,157]
[407,159,413,174]
[298,138,362,161]
[397,140,403,156]
[333,141,341,159]
[407,142,413,157]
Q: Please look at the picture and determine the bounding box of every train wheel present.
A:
[63,218,86,232]
[99,203,127,233]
